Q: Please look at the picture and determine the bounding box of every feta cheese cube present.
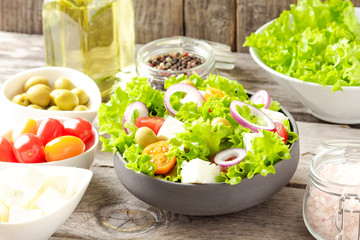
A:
[18,167,46,193]
[181,158,220,184]
[8,207,42,223]
[0,181,37,209]
[35,187,67,214]
[40,175,69,198]
[157,116,186,141]
[0,202,9,222]
[261,108,288,124]
[243,132,263,152]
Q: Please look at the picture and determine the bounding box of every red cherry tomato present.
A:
[37,118,65,145]
[13,133,45,163]
[63,118,93,144]
[0,137,17,162]
[273,122,288,143]
[44,136,85,162]
[135,116,165,135]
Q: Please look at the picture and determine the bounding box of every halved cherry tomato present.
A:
[273,122,288,143]
[143,141,176,175]
[203,87,225,101]
[63,118,93,144]
[0,137,17,162]
[135,116,165,135]
[44,135,85,162]
[13,133,45,163]
[11,119,37,142]
[37,118,65,145]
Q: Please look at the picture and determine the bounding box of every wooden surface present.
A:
[1,31,360,239]
[3,0,360,52]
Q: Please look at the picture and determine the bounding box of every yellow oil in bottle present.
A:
[42,0,135,101]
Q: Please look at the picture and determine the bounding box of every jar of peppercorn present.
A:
[136,36,216,90]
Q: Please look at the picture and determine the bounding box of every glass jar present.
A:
[42,0,135,102]
[303,146,360,240]
[136,36,216,90]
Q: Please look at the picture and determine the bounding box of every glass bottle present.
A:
[42,0,135,102]
[303,146,360,240]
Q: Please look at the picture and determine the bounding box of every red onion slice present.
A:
[230,100,275,133]
[214,148,247,167]
[123,101,149,134]
[164,83,204,116]
[250,90,271,109]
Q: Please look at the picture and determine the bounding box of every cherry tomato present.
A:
[203,87,225,101]
[143,141,176,175]
[63,118,93,144]
[37,118,65,145]
[273,122,288,143]
[11,118,37,141]
[135,116,165,135]
[44,136,85,162]
[13,133,45,163]
[0,137,17,162]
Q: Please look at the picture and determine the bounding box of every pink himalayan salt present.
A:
[305,162,360,240]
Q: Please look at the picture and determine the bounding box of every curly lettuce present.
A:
[244,0,360,92]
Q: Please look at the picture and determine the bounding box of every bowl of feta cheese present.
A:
[107,75,300,215]
[0,166,92,240]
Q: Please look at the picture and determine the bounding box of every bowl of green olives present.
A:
[0,67,101,130]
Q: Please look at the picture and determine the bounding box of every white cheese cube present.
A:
[40,175,69,198]
[8,207,42,223]
[35,187,67,214]
[0,202,9,222]
[18,167,47,193]
[261,109,288,124]
[157,116,186,140]
[242,132,263,152]
[0,181,37,209]
[181,158,220,184]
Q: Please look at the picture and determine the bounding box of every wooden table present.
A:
[1,31,360,240]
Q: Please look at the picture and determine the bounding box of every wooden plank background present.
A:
[1,0,360,52]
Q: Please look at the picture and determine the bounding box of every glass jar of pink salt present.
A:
[303,146,360,240]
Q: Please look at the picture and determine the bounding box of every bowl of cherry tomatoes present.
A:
[0,117,98,170]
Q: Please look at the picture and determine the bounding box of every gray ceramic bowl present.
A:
[114,106,299,215]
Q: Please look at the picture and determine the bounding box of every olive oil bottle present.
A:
[42,0,135,101]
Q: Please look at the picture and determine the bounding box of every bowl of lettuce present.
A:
[98,74,299,215]
[245,0,360,124]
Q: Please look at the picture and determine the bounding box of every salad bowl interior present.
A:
[113,106,299,216]
[249,7,360,124]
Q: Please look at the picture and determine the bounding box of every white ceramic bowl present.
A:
[249,8,360,124]
[0,166,92,240]
[0,67,101,131]
[0,117,99,170]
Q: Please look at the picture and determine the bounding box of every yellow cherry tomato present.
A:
[44,135,85,162]
[203,87,225,101]
[11,118,37,142]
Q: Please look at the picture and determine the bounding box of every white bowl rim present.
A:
[0,66,101,112]
[249,12,360,92]
[0,165,93,225]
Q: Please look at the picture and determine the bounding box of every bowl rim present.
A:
[115,99,299,186]
[1,117,99,167]
[248,12,360,92]
[0,66,101,113]
[0,165,93,225]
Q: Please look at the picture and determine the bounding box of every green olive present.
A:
[50,89,62,105]
[24,76,49,92]
[27,104,43,109]
[73,105,88,111]
[135,127,158,148]
[53,89,79,110]
[71,88,89,105]
[180,80,197,88]
[11,93,30,106]
[211,117,232,127]
[34,84,52,93]
[26,85,51,107]
[54,77,76,90]
[47,106,61,111]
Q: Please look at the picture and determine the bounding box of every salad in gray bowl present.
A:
[98,74,299,215]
